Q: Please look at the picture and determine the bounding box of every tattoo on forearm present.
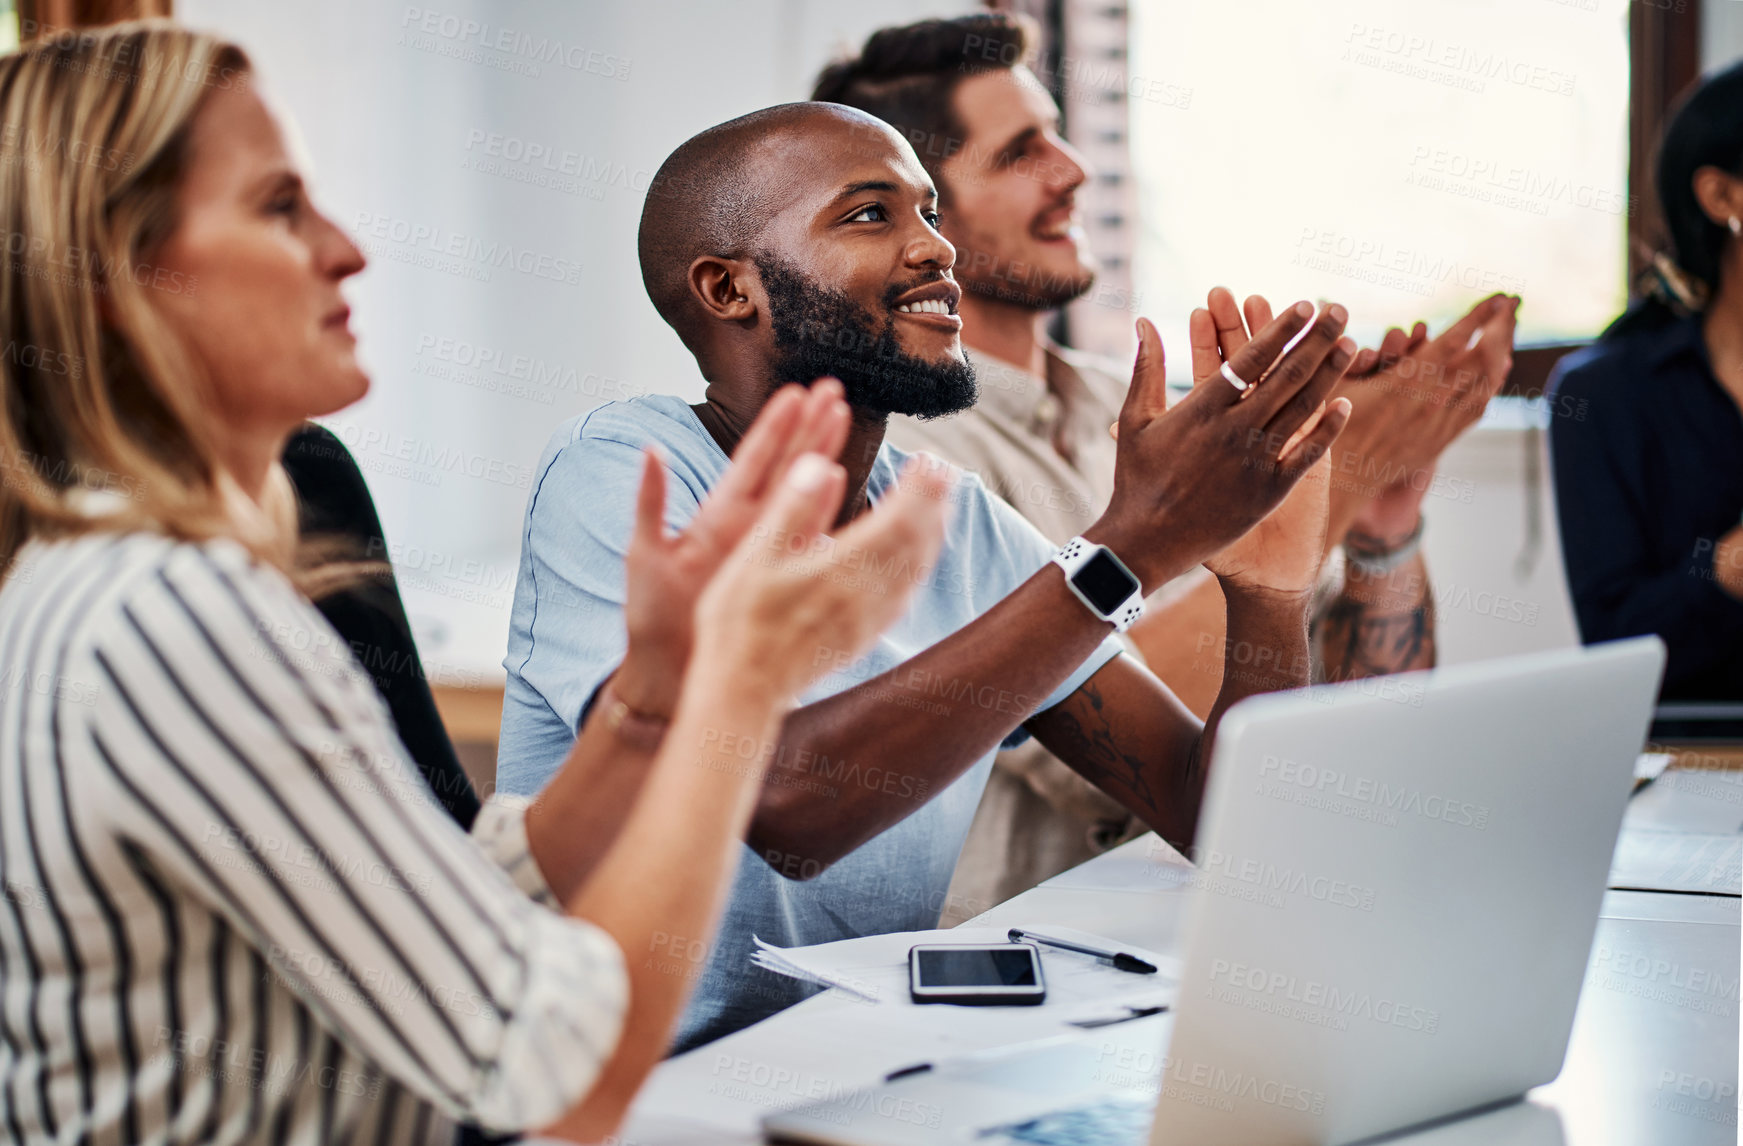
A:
[1314,596,1436,680]
[1048,681,1161,813]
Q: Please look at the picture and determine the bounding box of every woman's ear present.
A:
[1691,165,1743,230]
[688,256,758,323]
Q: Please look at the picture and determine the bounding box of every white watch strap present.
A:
[1052,537,1146,632]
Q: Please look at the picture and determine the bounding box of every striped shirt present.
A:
[0,531,627,1145]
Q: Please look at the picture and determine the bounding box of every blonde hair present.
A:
[0,21,316,579]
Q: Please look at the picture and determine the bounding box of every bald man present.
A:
[817,12,1520,921]
[498,102,1359,1049]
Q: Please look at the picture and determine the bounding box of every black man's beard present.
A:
[756,255,978,420]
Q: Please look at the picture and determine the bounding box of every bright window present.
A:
[1128,0,1631,371]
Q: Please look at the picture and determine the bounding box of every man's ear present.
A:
[1691,165,1743,229]
[688,255,758,323]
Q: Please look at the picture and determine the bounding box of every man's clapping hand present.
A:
[1085,300,1355,594]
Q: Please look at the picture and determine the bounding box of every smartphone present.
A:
[908,943,1046,1006]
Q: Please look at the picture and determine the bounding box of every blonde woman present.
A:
[0,22,948,1146]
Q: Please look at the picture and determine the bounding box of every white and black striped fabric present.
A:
[0,531,627,1145]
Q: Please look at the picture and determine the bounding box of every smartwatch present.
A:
[1052,537,1145,632]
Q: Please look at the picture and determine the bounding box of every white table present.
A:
[617,817,1738,1144]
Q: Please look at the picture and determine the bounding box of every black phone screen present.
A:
[915,947,1039,987]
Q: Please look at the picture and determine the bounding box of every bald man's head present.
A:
[638,102,902,341]
[637,101,976,419]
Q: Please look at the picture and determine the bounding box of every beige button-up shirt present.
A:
[886,342,1182,923]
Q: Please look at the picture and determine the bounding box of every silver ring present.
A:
[1220,361,1251,393]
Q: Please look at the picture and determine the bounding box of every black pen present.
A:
[1070,1004,1170,1030]
[1008,928,1158,974]
[884,1062,933,1082]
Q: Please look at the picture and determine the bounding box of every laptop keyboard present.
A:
[982,1096,1153,1145]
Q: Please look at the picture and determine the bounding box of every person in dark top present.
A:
[282,422,484,826]
[1548,62,1743,701]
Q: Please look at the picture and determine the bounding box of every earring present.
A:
[1730,217,1741,237]
[735,294,747,302]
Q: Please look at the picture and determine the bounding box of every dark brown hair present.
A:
[812,12,1035,200]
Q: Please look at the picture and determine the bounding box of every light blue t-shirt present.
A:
[497,394,1124,1050]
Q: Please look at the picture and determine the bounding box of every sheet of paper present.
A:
[747,923,1180,1026]
[1608,829,1742,895]
[750,927,1004,1006]
[751,936,888,1002]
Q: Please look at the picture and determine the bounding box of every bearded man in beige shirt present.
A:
[816,13,1520,922]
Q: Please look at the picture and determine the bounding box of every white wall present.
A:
[1417,408,1582,667]
[1705,0,1743,74]
[176,0,975,680]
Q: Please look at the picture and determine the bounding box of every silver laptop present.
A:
[762,637,1665,1146]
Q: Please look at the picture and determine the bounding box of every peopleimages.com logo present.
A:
[1257,754,1490,830]
[1207,958,1441,1034]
